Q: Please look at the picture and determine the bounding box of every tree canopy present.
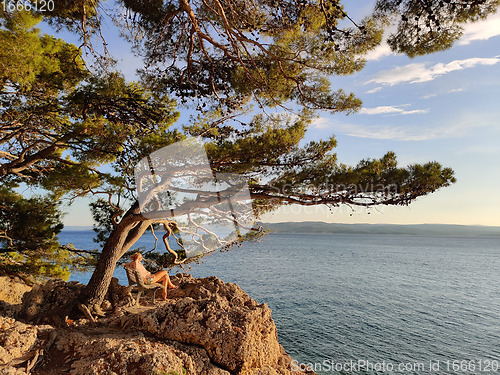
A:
[3,0,497,313]
[374,0,500,57]
[0,10,179,278]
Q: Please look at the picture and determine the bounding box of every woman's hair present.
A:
[131,253,142,261]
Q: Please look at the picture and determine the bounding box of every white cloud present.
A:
[367,56,500,86]
[459,12,500,45]
[359,105,429,115]
[422,93,438,99]
[366,86,383,94]
[364,43,394,61]
[310,117,330,129]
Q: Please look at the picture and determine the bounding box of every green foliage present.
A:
[251,150,456,217]
[0,10,43,88]
[203,113,310,175]
[374,0,500,57]
[120,0,383,114]
[0,186,71,279]
[90,199,119,246]
[36,0,100,34]
[141,248,188,271]
[0,2,467,285]
[0,10,179,278]
[0,10,87,90]
[1,11,179,186]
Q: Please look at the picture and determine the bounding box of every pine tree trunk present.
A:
[81,225,130,310]
[81,201,150,311]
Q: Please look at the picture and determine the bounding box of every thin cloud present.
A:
[336,123,441,141]
[366,87,383,94]
[422,88,464,99]
[335,123,473,141]
[366,56,500,86]
[422,93,438,99]
[310,117,330,129]
[459,12,500,45]
[313,113,490,141]
[359,105,429,115]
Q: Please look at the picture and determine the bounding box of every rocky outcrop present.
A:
[17,279,86,327]
[0,276,31,305]
[114,274,295,374]
[17,277,134,327]
[0,276,33,320]
[0,274,312,375]
[48,328,229,375]
[0,316,54,375]
[0,314,227,375]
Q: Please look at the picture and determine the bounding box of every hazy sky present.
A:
[58,1,500,227]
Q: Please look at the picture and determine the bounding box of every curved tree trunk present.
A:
[81,201,150,312]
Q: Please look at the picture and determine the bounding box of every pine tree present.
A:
[4,0,497,315]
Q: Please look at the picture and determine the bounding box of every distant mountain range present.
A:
[64,222,500,237]
[63,226,94,231]
[260,222,500,237]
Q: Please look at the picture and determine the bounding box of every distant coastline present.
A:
[260,222,500,237]
[63,226,94,231]
[62,222,500,237]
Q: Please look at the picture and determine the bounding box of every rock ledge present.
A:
[0,274,313,375]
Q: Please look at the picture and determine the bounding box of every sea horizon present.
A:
[62,221,500,237]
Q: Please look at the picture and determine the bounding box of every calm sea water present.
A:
[61,231,500,374]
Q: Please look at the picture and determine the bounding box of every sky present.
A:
[54,1,500,227]
[265,1,500,226]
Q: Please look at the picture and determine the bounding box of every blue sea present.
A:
[60,231,500,374]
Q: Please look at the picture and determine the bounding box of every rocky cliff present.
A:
[0,274,313,375]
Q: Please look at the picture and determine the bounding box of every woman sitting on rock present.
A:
[126,253,178,300]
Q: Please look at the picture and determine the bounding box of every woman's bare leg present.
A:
[152,271,177,299]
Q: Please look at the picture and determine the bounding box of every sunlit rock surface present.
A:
[0,274,314,374]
